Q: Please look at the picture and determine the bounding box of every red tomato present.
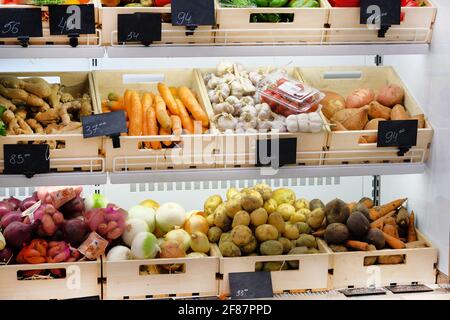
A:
[155,0,172,6]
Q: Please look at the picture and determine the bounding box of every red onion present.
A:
[0,247,13,264]
[0,211,22,229]
[4,197,21,211]
[0,201,13,219]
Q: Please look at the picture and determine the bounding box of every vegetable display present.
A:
[0,189,127,278]
[101,83,209,146]
[203,61,324,134]
[0,76,93,147]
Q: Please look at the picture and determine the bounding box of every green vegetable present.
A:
[220,0,257,7]
[255,0,270,5]
[289,0,319,7]
[0,106,6,136]
[269,0,288,6]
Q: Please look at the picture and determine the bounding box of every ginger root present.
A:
[60,92,74,103]
[0,84,49,110]
[35,108,59,126]
[48,84,61,109]
[80,94,92,117]
[0,94,16,111]
[26,119,44,134]
[18,119,33,134]
[2,109,21,135]
[22,78,52,98]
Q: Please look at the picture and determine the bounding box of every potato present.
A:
[226,188,240,201]
[294,198,309,211]
[263,199,278,214]
[277,203,296,221]
[224,198,242,218]
[346,88,375,109]
[321,91,346,119]
[204,195,223,216]
[253,184,272,201]
[376,84,405,108]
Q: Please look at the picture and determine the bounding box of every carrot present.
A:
[170,115,182,137]
[312,229,325,238]
[107,98,125,111]
[159,127,172,147]
[141,93,153,147]
[407,211,417,243]
[370,210,395,229]
[178,86,209,127]
[158,83,179,115]
[175,98,194,133]
[124,89,132,119]
[383,224,399,239]
[383,231,406,249]
[369,198,407,220]
[101,103,110,113]
[154,95,172,130]
[146,106,161,150]
[345,240,370,251]
[128,91,143,136]
[101,100,108,110]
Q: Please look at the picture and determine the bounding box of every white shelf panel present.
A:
[0,172,107,188]
[109,163,426,184]
[0,46,105,59]
[106,44,429,58]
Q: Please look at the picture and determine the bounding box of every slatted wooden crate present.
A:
[0,2,101,46]
[0,260,101,300]
[323,229,438,289]
[93,69,218,172]
[103,255,219,299]
[0,71,103,173]
[195,67,329,167]
[100,4,214,46]
[325,0,437,43]
[213,241,331,296]
[215,0,329,44]
[298,66,433,165]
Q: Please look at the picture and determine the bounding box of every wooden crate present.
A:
[326,0,437,43]
[0,2,101,46]
[195,67,329,167]
[215,0,329,44]
[298,66,433,165]
[100,4,214,46]
[324,230,438,289]
[103,255,219,299]
[213,241,331,296]
[0,71,103,173]
[0,260,101,300]
[93,69,218,172]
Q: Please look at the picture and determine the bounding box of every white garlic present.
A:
[222,73,236,83]
[241,78,256,95]
[257,119,272,131]
[213,102,234,115]
[286,115,299,133]
[257,103,272,121]
[230,81,244,98]
[203,72,213,83]
[241,105,257,118]
[225,95,240,105]
[249,71,263,85]
[240,96,255,106]
[217,61,234,76]
[216,83,230,100]
[208,90,221,104]
[271,120,287,132]
[207,75,223,90]
[216,113,238,131]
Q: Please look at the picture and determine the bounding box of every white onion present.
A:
[128,205,156,232]
[156,202,186,233]
[131,232,160,259]
[107,246,132,261]
[164,229,191,252]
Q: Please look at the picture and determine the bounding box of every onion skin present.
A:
[159,241,185,271]
[346,88,375,109]
[184,213,209,235]
[4,197,21,211]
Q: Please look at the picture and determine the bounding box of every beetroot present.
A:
[60,196,85,219]
[1,211,22,229]
[0,201,13,219]
[63,218,89,245]
[0,247,13,263]
[4,197,21,211]
[3,221,34,249]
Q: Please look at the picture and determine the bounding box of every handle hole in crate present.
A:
[254,260,299,272]
[249,13,295,24]
[17,268,66,280]
[323,71,363,80]
[364,254,406,266]
[139,263,187,276]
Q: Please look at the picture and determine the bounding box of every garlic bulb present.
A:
[241,78,256,95]
[249,71,263,85]
[286,115,299,133]
[223,73,236,83]
[240,96,255,106]
[241,105,257,118]
[230,81,244,98]
[208,90,221,104]
[257,120,272,131]
[239,112,257,129]
[257,103,271,121]
[217,61,234,76]
[271,120,287,132]
[215,83,230,101]
[203,73,213,83]
[216,113,237,131]
[207,75,223,90]
[213,102,234,115]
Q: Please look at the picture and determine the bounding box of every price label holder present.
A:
[377,120,418,157]
[0,8,43,47]
[48,4,96,48]
[118,13,161,46]
[256,137,297,169]
[171,0,215,36]
[340,287,387,297]
[229,272,273,300]
[385,284,433,294]
[3,144,50,178]
[360,0,401,38]
[81,111,128,149]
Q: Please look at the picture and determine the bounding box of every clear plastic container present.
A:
[256,70,324,117]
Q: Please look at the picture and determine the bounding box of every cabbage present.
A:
[131,232,160,259]
[85,194,109,210]
[128,205,156,232]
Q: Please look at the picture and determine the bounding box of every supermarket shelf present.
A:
[106,43,429,58]
[0,171,107,187]
[109,162,426,184]
[0,46,106,59]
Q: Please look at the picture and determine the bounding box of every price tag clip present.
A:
[185,25,197,36]
[110,134,121,149]
[18,36,29,48]
[68,32,80,47]
[378,25,390,38]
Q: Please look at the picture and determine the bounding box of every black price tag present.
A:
[256,137,297,168]
[360,0,401,26]
[4,144,50,177]
[229,272,273,300]
[171,0,215,27]
[385,284,433,294]
[117,13,161,45]
[0,8,43,38]
[81,111,128,138]
[340,287,387,297]
[48,4,95,36]
[377,120,418,148]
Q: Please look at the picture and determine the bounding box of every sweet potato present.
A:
[391,104,409,120]
[331,106,369,131]
[346,88,375,109]
[377,84,404,108]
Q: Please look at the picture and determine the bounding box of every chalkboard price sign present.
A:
[171,0,215,27]
[360,0,401,26]
[229,271,273,300]
[256,137,297,169]
[4,144,50,177]
[0,8,43,38]
[377,120,418,148]
[81,111,128,139]
[117,13,162,45]
[48,4,96,36]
